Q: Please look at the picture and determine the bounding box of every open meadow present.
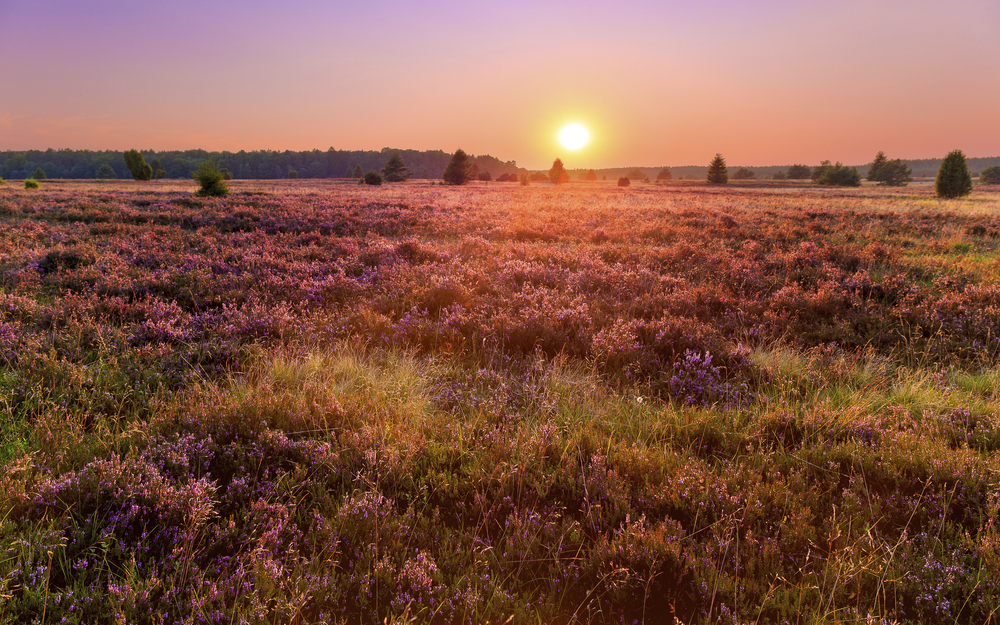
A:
[3,178,1000,624]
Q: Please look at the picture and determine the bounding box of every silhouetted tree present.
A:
[656,167,672,181]
[31,167,46,180]
[530,172,549,182]
[478,171,492,181]
[443,149,474,185]
[353,164,364,178]
[772,170,786,180]
[786,164,811,179]
[124,150,153,181]
[733,167,755,180]
[617,177,630,187]
[288,169,298,179]
[584,169,597,181]
[707,154,728,184]
[936,150,973,198]
[549,158,569,184]
[381,152,412,182]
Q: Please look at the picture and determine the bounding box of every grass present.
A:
[1,179,999,623]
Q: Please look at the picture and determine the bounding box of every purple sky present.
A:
[1,0,998,168]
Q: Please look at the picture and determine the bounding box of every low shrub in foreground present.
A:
[361,171,383,186]
[23,179,39,189]
[193,158,230,197]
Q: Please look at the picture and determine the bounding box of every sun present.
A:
[559,124,589,150]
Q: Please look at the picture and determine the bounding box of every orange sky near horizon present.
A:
[1,0,998,170]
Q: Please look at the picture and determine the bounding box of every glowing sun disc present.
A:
[559,124,589,150]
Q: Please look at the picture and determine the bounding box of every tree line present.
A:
[0,147,523,181]
[703,151,985,197]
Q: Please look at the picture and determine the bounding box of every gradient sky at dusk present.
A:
[2,0,998,169]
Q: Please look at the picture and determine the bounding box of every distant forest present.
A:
[0,148,523,181]
[2,148,998,182]
[587,157,1000,182]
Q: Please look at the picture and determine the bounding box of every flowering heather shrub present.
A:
[1,180,1000,622]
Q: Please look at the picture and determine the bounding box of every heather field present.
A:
[4,178,1000,624]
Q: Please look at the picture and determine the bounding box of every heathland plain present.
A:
[2,178,1000,624]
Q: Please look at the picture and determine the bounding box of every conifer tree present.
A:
[381,152,412,182]
[869,156,912,187]
[31,167,46,180]
[549,158,569,184]
[656,167,672,181]
[443,149,473,185]
[707,154,728,184]
[868,151,888,181]
[352,164,364,178]
[936,150,973,198]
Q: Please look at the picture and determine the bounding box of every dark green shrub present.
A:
[220,168,233,181]
[360,171,383,186]
[786,164,811,179]
[31,167,46,180]
[936,150,973,198]
[772,170,787,180]
[24,179,39,189]
[123,149,153,181]
[617,176,630,187]
[478,171,492,181]
[979,165,1000,185]
[817,162,861,186]
[707,154,728,184]
[733,167,755,180]
[192,159,229,197]
[811,160,831,182]
[868,152,912,186]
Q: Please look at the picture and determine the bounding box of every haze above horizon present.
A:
[1,0,998,170]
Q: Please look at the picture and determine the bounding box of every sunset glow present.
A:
[1,1,998,168]
[559,124,590,151]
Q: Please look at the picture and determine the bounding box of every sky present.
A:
[1,0,998,169]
